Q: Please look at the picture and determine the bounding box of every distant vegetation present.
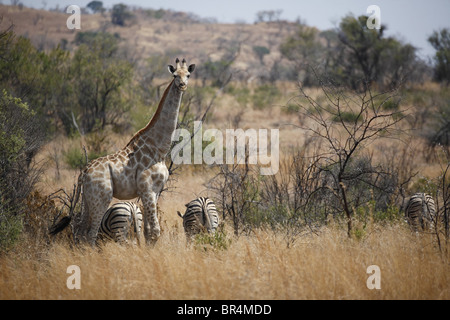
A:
[428,28,450,85]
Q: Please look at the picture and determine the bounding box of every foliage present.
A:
[74,31,120,46]
[252,46,270,64]
[0,27,70,132]
[225,85,250,108]
[255,10,283,23]
[193,224,231,251]
[0,90,43,251]
[332,111,362,123]
[0,23,134,136]
[428,28,450,85]
[198,59,234,88]
[86,1,104,14]
[280,24,323,85]
[67,33,134,134]
[145,8,166,20]
[251,84,280,109]
[280,15,423,90]
[111,3,133,26]
[422,88,450,151]
[208,163,261,236]
[333,15,420,91]
[63,131,111,169]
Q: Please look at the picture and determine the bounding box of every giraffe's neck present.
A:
[127,80,182,160]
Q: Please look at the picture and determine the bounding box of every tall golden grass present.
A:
[1,224,448,300]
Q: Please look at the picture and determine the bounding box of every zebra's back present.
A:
[99,202,143,243]
[179,197,219,236]
[405,193,436,231]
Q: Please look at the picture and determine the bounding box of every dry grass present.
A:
[0,224,448,300]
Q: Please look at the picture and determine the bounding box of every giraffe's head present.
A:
[168,58,195,92]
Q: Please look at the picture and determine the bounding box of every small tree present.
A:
[111,3,132,26]
[428,28,450,86]
[295,74,406,236]
[67,32,134,134]
[252,46,270,65]
[86,1,104,14]
[331,15,420,91]
[207,161,260,236]
[255,10,282,23]
[280,23,323,85]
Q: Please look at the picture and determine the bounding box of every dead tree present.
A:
[294,73,406,237]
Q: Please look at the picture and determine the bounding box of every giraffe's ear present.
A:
[168,65,176,74]
[188,64,196,73]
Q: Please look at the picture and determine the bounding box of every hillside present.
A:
[0,4,297,79]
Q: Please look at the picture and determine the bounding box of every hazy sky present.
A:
[17,0,450,59]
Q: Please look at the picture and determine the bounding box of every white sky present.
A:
[16,0,450,59]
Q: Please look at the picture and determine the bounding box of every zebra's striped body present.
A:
[405,193,436,231]
[178,197,219,237]
[98,202,143,243]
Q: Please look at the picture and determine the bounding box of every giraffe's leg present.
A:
[141,191,160,245]
[86,201,111,246]
[137,163,168,245]
[84,183,113,246]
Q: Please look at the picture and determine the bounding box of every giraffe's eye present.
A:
[187,75,190,79]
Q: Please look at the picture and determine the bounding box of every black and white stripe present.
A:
[178,197,219,236]
[405,193,436,231]
[99,202,143,243]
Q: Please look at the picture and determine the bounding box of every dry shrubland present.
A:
[1,4,450,301]
[1,76,448,301]
[1,76,449,301]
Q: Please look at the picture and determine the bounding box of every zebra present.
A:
[404,193,436,232]
[177,197,219,237]
[98,202,143,244]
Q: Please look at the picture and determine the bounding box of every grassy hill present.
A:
[0,4,297,79]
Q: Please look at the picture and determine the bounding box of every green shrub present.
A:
[381,99,400,111]
[64,144,107,169]
[251,84,280,109]
[0,209,22,251]
[64,146,86,169]
[332,111,362,123]
[194,224,231,251]
[226,85,251,108]
[284,103,301,114]
[0,90,43,251]
[145,8,166,19]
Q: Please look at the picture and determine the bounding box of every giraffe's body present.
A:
[75,58,195,245]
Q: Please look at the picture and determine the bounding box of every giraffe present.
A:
[71,58,195,245]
